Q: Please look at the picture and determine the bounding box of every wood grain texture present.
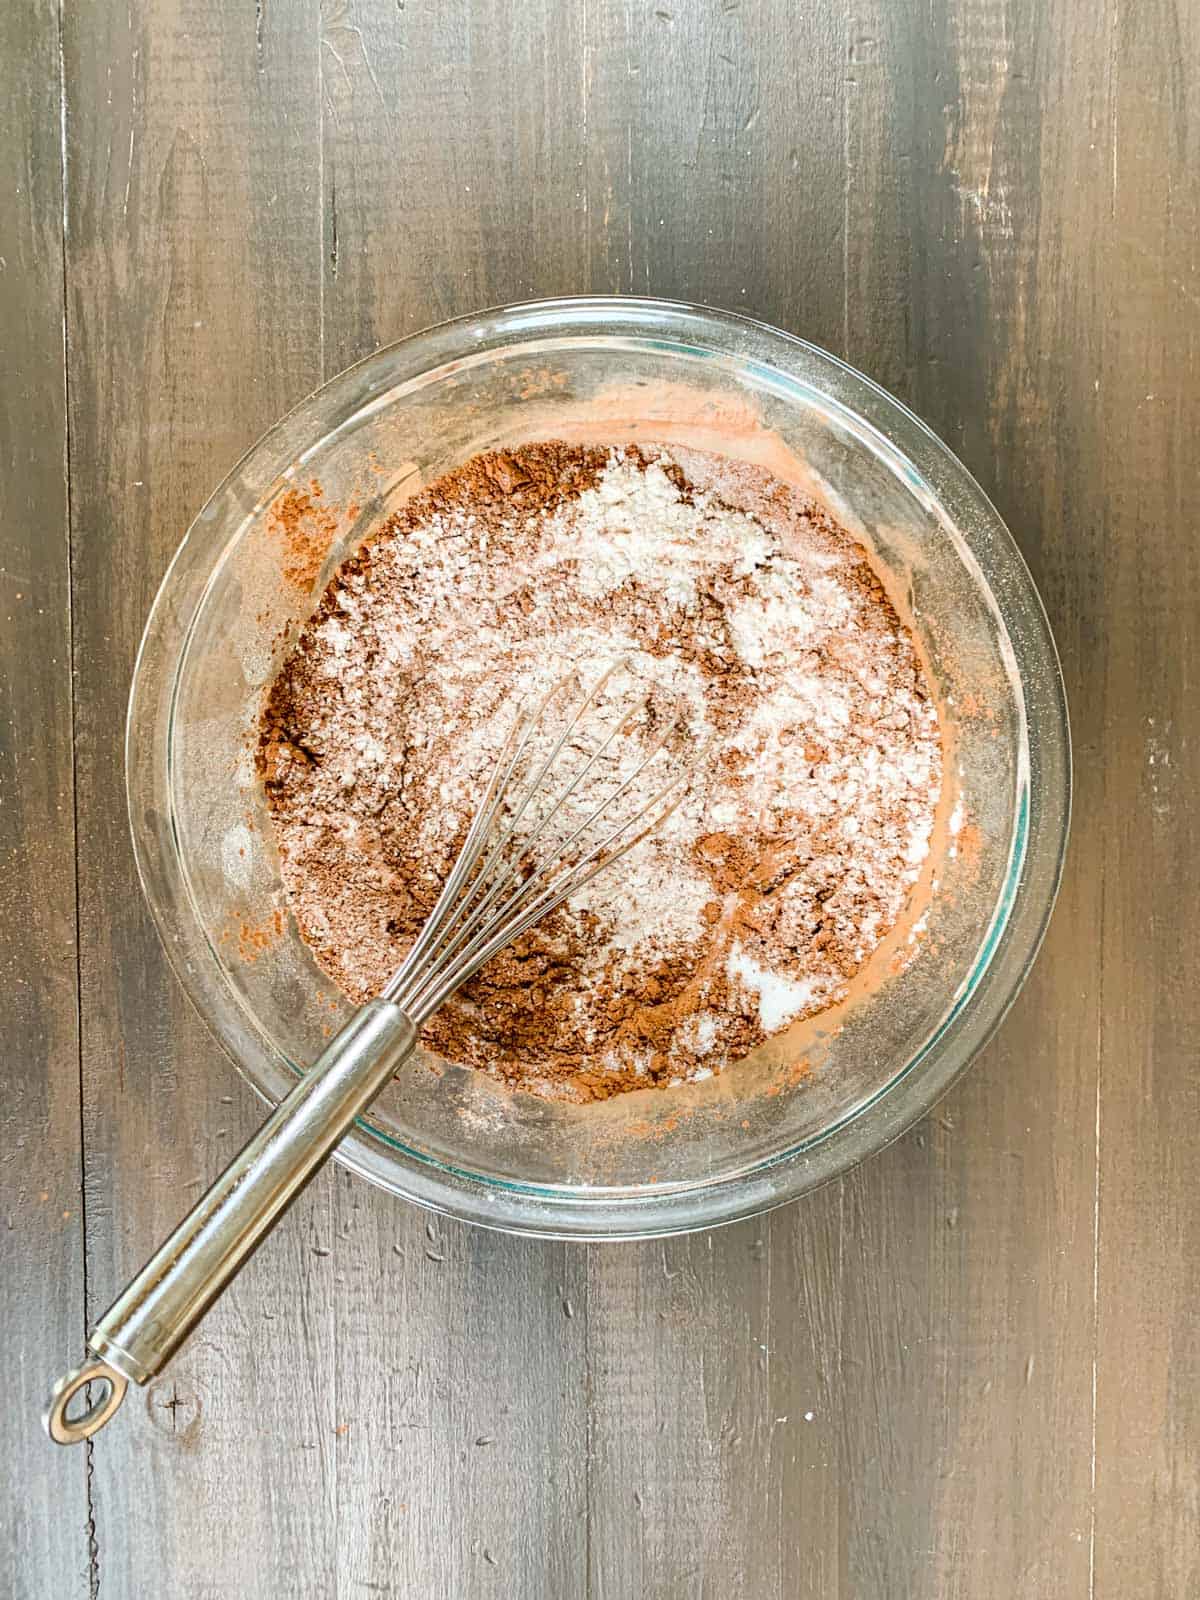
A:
[1091,1,1200,1593]
[581,10,850,1596]
[6,0,1192,1593]
[320,0,592,363]
[0,5,89,1595]
[62,1,333,1595]
[835,3,1100,1594]
[321,7,591,1591]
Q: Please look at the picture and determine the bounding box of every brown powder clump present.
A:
[259,441,942,1101]
[269,481,342,591]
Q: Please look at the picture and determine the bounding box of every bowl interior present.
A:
[131,300,1066,1235]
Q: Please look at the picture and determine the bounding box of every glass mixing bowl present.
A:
[128,296,1069,1239]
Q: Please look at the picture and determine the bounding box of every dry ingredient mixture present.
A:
[259,442,942,1101]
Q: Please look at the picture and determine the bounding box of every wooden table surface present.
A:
[4,1,1197,1595]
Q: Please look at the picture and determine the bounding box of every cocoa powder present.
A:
[268,481,343,591]
[259,441,942,1101]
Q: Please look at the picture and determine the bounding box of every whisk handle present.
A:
[44,1000,417,1444]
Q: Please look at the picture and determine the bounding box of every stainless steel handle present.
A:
[45,999,417,1444]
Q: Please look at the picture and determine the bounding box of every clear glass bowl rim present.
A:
[127,295,1071,1240]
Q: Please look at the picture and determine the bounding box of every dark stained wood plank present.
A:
[1092,0,1200,1593]
[320,4,592,1591]
[328,1182,588,1594]
[835,2,1099,1593]
[0,4,89,1594]
[583,0,848,343]
[321,0,592,367]
[63,2,333,1594]
[588,1220,845,1600]
[581,7,850,1595]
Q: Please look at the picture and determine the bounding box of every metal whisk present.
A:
[46,667,691,1444]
